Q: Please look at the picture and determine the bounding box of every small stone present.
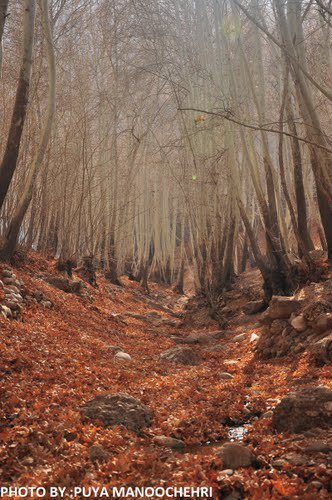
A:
[216,442,255,469]
[89,445,110,462]
[154,436,185,449]
[2,277,16,286]
[262,411,273,418]
[233,333,247,342]
[220,469,233,476]
[283,452,307,466]
[1,270,13,278]
[160,346,200,365]
[109,345,123,352]
[290,315,307,332]
[1,305,12,318]
[114,352,132,361]
[250,333,259,342]
[41,300,53,308]
[219,372,234,380]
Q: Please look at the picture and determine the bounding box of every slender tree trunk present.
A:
[0,0,36,210]
[0,0,55,261]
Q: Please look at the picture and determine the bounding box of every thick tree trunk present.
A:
[0,0,36,210]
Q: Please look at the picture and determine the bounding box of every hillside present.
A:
[0,253,331,499]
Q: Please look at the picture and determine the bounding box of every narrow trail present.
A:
[0,255,331,498]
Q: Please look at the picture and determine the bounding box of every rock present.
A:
[219,469,233,476]
[309,334,332,365]
[1,270,13,278]
[219,372,234,380]
[250,333,259,342]
[160,347,200,365]
[1,305,12,318]
[233,333,247,342]
[216,442,255,469]
[272,386,332,433]
[203,344,226,353]
[262,411,273,419]
[2,277,16,286]
[175,330,223,345]
[282,452,307,466]
[89,445,110,462]
[224,360,238,366]
[6,285,21,295]
[264,297,302,321]
[109,345,123,353]
[303,440,331,453]
[44,275,82,294]
[32,291,44,302]
[81,393,153,432]
[114,351,132,362]
[313,313,332,334]
[153,436,185,449]
[4,300,22,311]
[290,314,307,332]
[41,300,53,309]
[305,481,324,491]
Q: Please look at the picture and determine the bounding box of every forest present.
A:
[0,0,331,498]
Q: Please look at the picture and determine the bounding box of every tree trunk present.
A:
[0,0,36,210]
[0,0,55,261]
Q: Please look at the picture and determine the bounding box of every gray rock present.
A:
[81,393,153,432]
[203,344,226,353]
[216,442,255,469]
[1,270,13,278]
[250,333,259,342]
[309,334,332,365]
[41,300,53,308]
[109,345,123,353]
[160,346,200,365]
[282,452,307,466]
[153,436,185,449]
[272,386,332,433]
[219,372,234,380]
[303,440,331,453]
[2,277,16,286]
[114,351,132,361]
[306,481,324,491]
[233,333,247,342]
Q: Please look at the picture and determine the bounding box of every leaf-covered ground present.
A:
[0,253,331,498]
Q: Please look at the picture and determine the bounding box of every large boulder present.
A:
[44,275,82,294]
[160,346,200,365]
[80,393,153,432]
[216,442,255,469]
[272,387,332,433]
[264,297,302,321]
[309,334,332,365]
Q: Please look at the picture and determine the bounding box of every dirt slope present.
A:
[0,254,331,498]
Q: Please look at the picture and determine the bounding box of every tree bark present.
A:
[0,0,36,210]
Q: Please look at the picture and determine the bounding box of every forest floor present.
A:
[0,253,331,499]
